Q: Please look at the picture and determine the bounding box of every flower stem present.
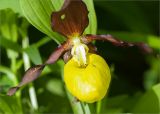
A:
[66,91,84,114]
[96,100,102,114]
[29,83,38,110]
[81,102,91,114]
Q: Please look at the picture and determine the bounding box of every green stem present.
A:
[29,83,38,110]
[96,100,102,114]
[22,37,38,110]
[66,91,84,114]
[81,102,91,114]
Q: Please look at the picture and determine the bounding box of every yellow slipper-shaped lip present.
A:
[64,53,111,103]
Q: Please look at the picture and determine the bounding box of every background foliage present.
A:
[0,0,159,113]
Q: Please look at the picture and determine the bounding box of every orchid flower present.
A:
[7,0,151,103]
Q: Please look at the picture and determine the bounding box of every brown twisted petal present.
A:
[7,42,70,96]
[82,34,152,53]
[7,65,45,96]
[51,0,89,38]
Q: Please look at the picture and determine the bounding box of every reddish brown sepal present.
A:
[7,65,45,96]
[82,34,152,53]
[82,34,134,46]
[51,0,89,38]
[135,43,153,54]
[19,65,45,86]
[7,87,19,96]
[7,42,71,96]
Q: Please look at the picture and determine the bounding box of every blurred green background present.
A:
[0,0,159,114]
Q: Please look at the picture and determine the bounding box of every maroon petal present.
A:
[51,0,89,38]
[82,34,152,53]
[7,87,19,96]
[46,41,71,64]
[7,43,70,96]
[7,65,45,96]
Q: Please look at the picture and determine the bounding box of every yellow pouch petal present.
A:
[64,53,111,103]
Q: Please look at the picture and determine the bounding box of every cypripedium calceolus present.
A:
[7,0,151,103]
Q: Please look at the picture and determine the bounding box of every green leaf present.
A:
[46,79,65,97]
[83,0,97,34]
[0,36,22,52]
[20,0,97,43]
[0,0,22,15]
[0,65,17,84]
[0,9,19,41]
[24,45,42,64]
[34,36,52,48]
[0,94,22,114]
[131,84,160,113]
[144,57,160,90]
